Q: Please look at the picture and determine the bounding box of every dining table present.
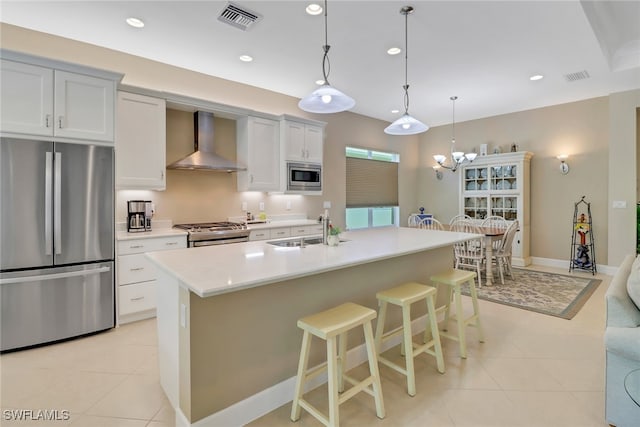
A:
[442,224,506,287]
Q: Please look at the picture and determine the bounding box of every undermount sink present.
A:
[267,236,324,247]
[266,236,348,247]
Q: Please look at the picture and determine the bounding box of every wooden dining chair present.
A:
[481,216,509,251]
[450,220,485,288]
[417,217,444,230]
[449,214,472,225]
[408,214,421,228]
[492,220,519,284]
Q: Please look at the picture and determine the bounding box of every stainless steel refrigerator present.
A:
[0,137,115,352]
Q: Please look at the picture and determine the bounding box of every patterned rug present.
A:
[460,268,602,319]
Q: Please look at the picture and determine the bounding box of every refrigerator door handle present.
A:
[0,265,111,285]
[45,151,53,256]
[54,152,62,255]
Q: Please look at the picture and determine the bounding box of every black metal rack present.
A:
[569,196,596,275]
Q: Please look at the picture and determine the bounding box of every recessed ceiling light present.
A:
[306,4,323,15]
[126,17,145,28]
[239,55,253,62]
[391,109,400,114]
[530,74,544,81]
[387,47,402,55]
[315,79,325,85]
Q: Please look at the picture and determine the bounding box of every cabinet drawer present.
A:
[290,225,323,236]
[119,281,156,315]
[269,228,291,239]
[249,229,270,241]
[118,254,155,285]
[117,235,186,255]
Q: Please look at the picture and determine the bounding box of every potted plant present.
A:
[327,224,341,246]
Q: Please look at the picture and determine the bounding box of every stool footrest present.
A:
[378,355,408,376]
[296,399,329,426]
[340,375,375,402]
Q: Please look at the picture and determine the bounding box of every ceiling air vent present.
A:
[564,70,590,82]
[217,2,262,31]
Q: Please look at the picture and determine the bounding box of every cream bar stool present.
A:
[374,282,445,396]
[429,269,485,358]
[291,302,385,427]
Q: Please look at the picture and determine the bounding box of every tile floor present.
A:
[1,265,610,427]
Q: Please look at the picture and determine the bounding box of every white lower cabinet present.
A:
[117,235,186,324]
[249,223,324,241]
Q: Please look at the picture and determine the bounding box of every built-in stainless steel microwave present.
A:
[287,162,321,192]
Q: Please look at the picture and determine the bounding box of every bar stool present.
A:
[374,282,445,396]
[290,302,385,427]
[429,269,485,358]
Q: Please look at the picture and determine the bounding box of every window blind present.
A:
[346,157,398,207]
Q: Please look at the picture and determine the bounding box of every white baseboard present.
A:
[529,256,616,276]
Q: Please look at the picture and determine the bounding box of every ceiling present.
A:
[2,1,639,126]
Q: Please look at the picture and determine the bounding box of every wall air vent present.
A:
[564,70,591,82]
[217,2,262,31]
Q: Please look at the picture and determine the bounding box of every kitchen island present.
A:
[147,226,478,426]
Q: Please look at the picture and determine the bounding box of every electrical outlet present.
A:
[259,202,265,211]
[241,202,247,211]
[323,201,331,209]
[613,200,627,209]
[286,201,292,210]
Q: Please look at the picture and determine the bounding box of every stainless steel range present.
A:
[174,222,250,247]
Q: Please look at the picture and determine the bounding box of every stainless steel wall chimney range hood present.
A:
[167,111,246,172]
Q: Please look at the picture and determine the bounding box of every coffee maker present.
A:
[127,200,152,232]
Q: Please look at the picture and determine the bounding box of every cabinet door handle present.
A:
[130,267,144,272]
[165,242,178,246]
[58,116,64,129]
[45,114,51,128]
[129,244,144,249]
[250,174,254,183]
[161,170,164,179]
[130,296,145,301]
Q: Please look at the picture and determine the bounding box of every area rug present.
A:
[460,268,601,319]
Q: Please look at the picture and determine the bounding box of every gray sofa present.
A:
[605,254,640,426]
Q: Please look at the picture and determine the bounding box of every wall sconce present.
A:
[557,154,570,175]
[433,165,443,180]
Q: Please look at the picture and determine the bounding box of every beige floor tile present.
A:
[537,358,605,391]
[69,414,148,426]
[146,421,174,427]
[86,374,166,420]
[506,390,606,427]
[480,357,565,391]
[151,397,175,422]
[18,371,127,413]
[441,389,527,427]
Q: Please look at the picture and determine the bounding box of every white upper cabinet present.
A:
[281,118,324,164]
[237,116,280,191]
[115,91,166,190]
[53,71,115,142]
[0,60,53,136]
[0,54,119,143]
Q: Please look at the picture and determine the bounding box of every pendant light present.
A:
[298,0,355,114]
[433,96,477,171]
[384,6,428,135]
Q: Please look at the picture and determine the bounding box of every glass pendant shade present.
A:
[298,84,355,113]
[384,113,429,135]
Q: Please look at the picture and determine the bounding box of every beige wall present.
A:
[2,23,639,265]
[418,98,610,264]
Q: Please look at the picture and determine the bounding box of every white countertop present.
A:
[116,228,188,241]
[146,227,478,298]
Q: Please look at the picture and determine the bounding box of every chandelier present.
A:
[298,0,355,114]
[384,6,428,135]
[433,96,476,171]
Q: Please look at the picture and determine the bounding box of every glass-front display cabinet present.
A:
[459,151,533,266]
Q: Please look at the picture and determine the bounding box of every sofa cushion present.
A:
[628,255,640,310]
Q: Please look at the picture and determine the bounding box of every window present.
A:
[345,147,399,230]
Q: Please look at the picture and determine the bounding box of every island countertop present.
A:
[146,227,477,298]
